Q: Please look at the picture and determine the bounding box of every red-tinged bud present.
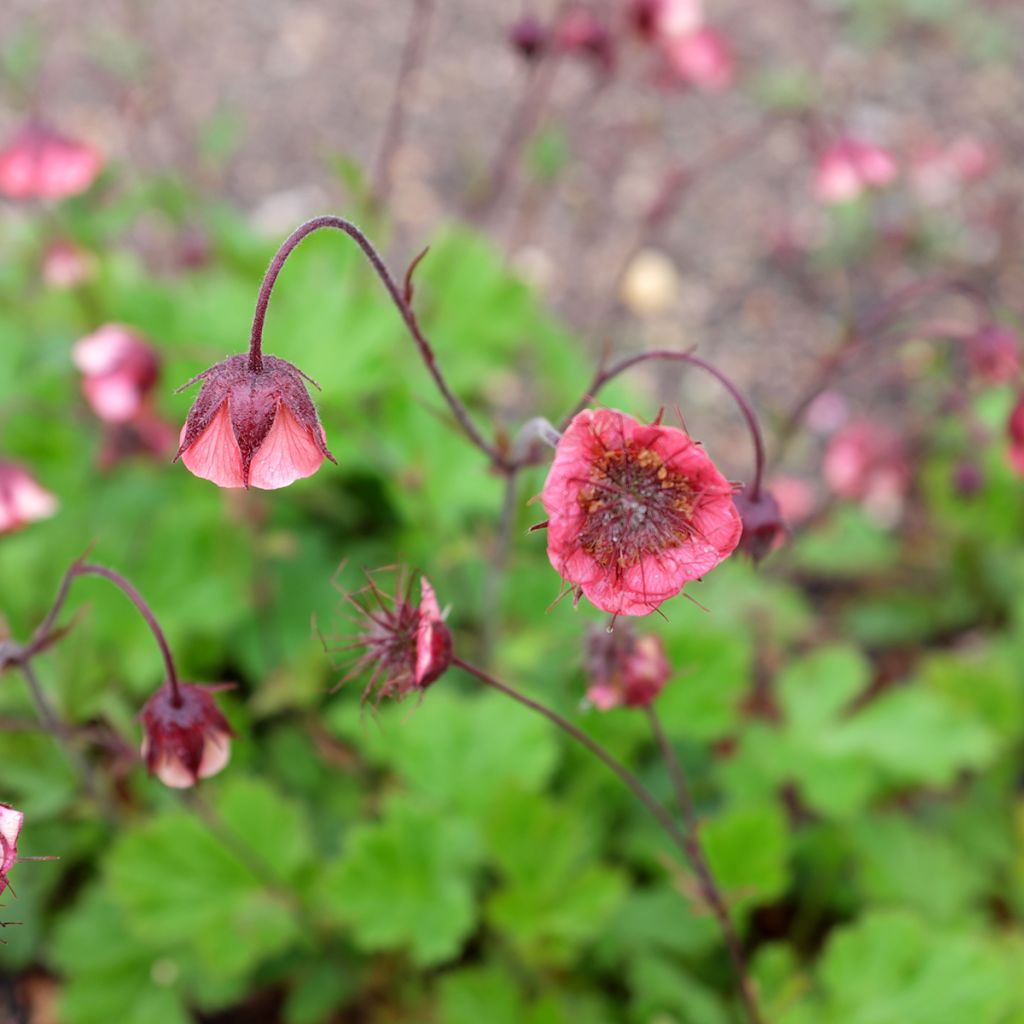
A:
[1007,395,1024,476]
[0,804,24,896]
[509,15,548,61]
[330,568,452,704]
[585,624,671,710]
[140,683,234,789]
[175,354,335,489]
[965,325,1020,385]
[72,324,161,424]
[732,487,787,563]
[0,122,102,201]
[814,138,898,205]
[0,461,58,535]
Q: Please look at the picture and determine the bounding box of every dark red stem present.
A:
[246,216,505,467]
[563,350,766,499]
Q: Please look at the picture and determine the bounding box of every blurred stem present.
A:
[246,216,507,467]
[454,656,763,1024]
[645,705,763,1024]
[563,350,766,500]
[372,0,435,209]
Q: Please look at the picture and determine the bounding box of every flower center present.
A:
[576,444,700,571]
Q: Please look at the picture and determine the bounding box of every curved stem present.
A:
[246,216,505,467]
[454,655,763,1024]
[645,706,763,1024]
[563,350,766,499]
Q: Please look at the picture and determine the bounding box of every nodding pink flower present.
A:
[540,409,742,617]
[965,326,1020,385]
[732,487,787,563]
[814,138,898,205]
[176,354,334,490]
[72,324,161,424]
[509,15,548,60]
[585,625,671,710]
[0,804,24,896]
[331,569,452,705]
[661,27,734,91]
[823,420,910,523]
[140,683,234,789]
[41,240,92,289]
[554,7,615,71]
[0,122,102,201]
[1007,395,1024,476]
[0,461,58,535]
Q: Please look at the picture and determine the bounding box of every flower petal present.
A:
[180,401,245,488]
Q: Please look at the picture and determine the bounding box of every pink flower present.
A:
[661,27,734,91]
[585,624,671,710]
[631,0,704,39]
[0,461,58,534]
[732,487,787,563]
[1007,395,1024,476]
[541,409,742,616]
[41,240,92,289]
[554,7,615,71]
[814,138,898,204]
[910,135,994,206]
[176,354,334,489]
[72,324,161,424]
[965,326,1020,385]
[823,420,910,523]
[140,683,234,789]
[0,804,24,897]
[331,569,453,704]
[770,474,816,525]
[0,122,102,201]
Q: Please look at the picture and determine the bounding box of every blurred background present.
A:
[2,1,1024,1022]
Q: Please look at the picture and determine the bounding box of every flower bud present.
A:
[72,324,161,424]
[732,487,787,563]
[176,354,334,489]
[140,683,234,788]
[509,15,548,61]
[585,624,671,710]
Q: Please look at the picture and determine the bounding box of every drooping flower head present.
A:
[732,486,787,563]
[585,623,671,710]
[72,324,161,424]
[814,138,898,205]
[140,683,234,789]
[964,325,1020,386]
[541,409,742,616]
[1007,394,1024,477]
[0,803,24,897]
[0,122,103,201]
[176,354,334,489]
[0,461,58,535]
[330,569,452,705]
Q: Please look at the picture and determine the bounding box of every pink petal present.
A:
[180,402,245,488]
[247,404,327,490]
[82,373,144,423]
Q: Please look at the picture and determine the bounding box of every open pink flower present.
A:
[140,683,234,789]
[176,354,334,489]
[541,409,741,616]
[331,569,452,704]
[1007,395,1024,476]
[585,624,671,710]
[0,804,23,897]
[0,122,102,201]
[0,461,58,534]
[72,324,161,424]
[661,27,734,91]
[965,326,1020,385]
[814,138,897,204]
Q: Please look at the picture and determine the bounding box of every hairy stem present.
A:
[246,216,504,466]
[563,349,766,499]
[454,656,763,1023]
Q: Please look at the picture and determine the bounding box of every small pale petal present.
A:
[83,374,144,423]
[180,402,246,488]
[0,804,24,874]
[197,732,232,780]
[247,404,326,490]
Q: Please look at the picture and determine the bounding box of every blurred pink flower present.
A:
[1007,395,1024,476]
[631,0,704,39]
[0,461,58,534]
[804,389,850,435]
[815,138,898,204]
[910,135,994,206]
[661,27,734,91]
[823,420,910,523]
[176,354,333,490]
[98,411,177,470]
[585,624,671,710]
[769,475,816,525]
[965,326,1020,385]
[555,7,614,71]
[72,325,161,424]
[0,804,23,896]
[41,240,93,289]
[0,122,102,201]
[541,408,741,616]
[140,683,234,789]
